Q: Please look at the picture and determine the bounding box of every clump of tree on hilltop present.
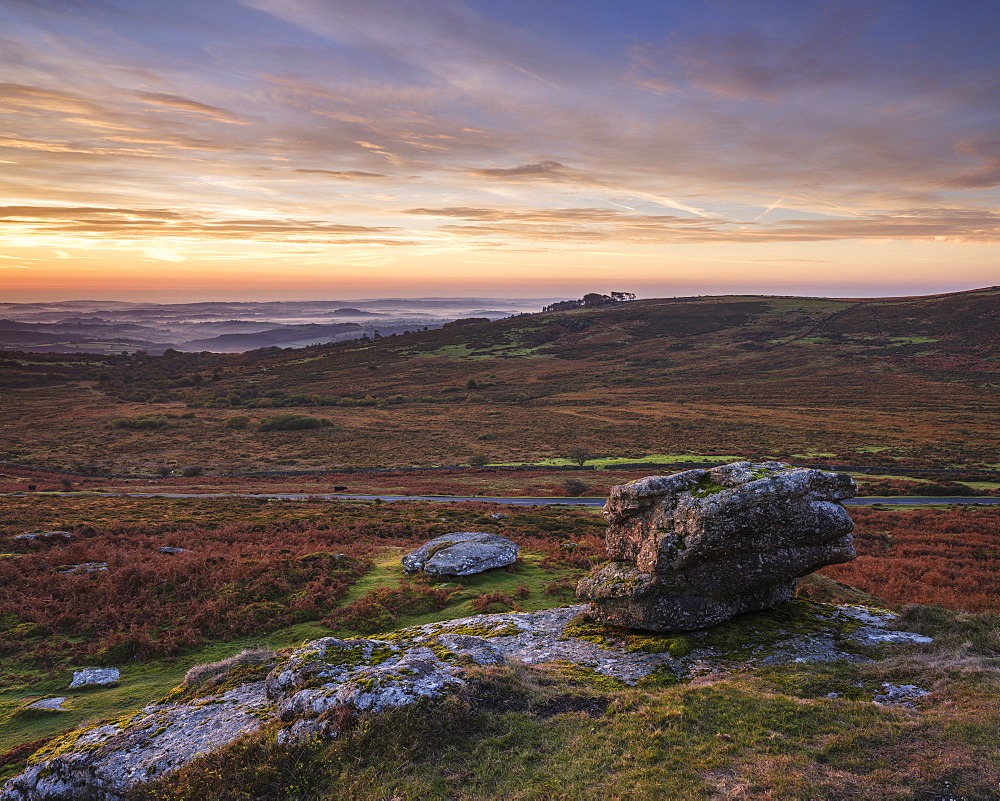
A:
[542,291,636,313]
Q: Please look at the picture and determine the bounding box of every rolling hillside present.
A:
[0,289,997,474]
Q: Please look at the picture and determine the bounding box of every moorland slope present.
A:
[0,288,997,476]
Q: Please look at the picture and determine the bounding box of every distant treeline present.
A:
[542,292,636,313]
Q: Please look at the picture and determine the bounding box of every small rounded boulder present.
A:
[402,532,519,576]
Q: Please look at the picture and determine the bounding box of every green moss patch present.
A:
[562,613,693,657]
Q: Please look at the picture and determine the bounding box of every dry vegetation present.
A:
[0,494,998,798]
[0,495,603,679]
[819,507,1000,611]
[1,289,998,797]
[1,290,997,476]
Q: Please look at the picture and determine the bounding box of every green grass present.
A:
[331,551,581,637]
[405,342,552,360]
[0,548,582,768]
[136,617,1000,800]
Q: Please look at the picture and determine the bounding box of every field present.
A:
[1,290,999,798]
[1,290,997,479]
[1,492,999,797]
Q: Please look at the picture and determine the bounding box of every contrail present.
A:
[497,60,563,91]
[751,196,784,223]
[792,191,865,217]
[631,190,711,218]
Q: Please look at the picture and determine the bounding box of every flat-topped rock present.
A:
[402,532,518,576]
[69,668,120,689]
[26,698,68,712]
[577,461,857,632]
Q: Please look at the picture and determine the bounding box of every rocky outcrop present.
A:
[2,681,274,801]
[402,532,518,576]
[1,600,929,801]
[577,462,857,632]
[25,698,68,711]
[69,669,119,689]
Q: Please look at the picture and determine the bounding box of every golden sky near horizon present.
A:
[1,0,998,301]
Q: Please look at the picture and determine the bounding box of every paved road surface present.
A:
[11,491,998,506]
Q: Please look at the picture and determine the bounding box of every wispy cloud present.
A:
[0,0,997,296]
[134,93,250,125]
[293,169,386,179]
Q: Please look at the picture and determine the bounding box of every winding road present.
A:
[13,491,999,506]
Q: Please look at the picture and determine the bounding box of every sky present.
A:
[1,0,998,302]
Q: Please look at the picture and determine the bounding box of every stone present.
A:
[2,682,273,801]
[14,532,73,542]
[401,532,518,576]
[156,547,186,555]
[56,563,107,574]
[69,668,120,689]
[873,682,931,707]
[26,698,68,711]
[2,602,929,799]
[576,461,857,633]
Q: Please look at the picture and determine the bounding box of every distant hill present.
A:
[179,323,365,352]
[0,298,542,353]
[0,288,997,473]
[239,286,1000,405]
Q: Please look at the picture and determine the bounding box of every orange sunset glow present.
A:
[1,0,998,301]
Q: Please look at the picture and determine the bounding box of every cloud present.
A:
[293,169,386,179]
[134,92,251,125]
[0,82,102,115]
[0,206,184,220]
[416,206,1000,246]
[468,160,571,180]
[143,247,186,262]
[404,206,710,225]
[1,0,996,278]
[0,206,403,243]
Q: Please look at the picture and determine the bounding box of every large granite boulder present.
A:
[402,532,518,576]
[576,461,856,632]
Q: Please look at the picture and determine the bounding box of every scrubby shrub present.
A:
[468,453,489,466]
[563,478,591,497]
[820,508,1000,610]
[182,647,278,689]
[471,591,520,613]
[326,581,459,633]
[0,520,373,665]
[182,465,204,477]
[224,415,251,430]
[259,414,333,431]
[112,415,172,430]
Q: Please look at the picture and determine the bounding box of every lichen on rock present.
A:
[401,531,518,576]
[2,599,932,801]
[577,461,858,632]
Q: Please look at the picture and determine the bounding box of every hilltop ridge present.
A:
[0,288,996,475]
